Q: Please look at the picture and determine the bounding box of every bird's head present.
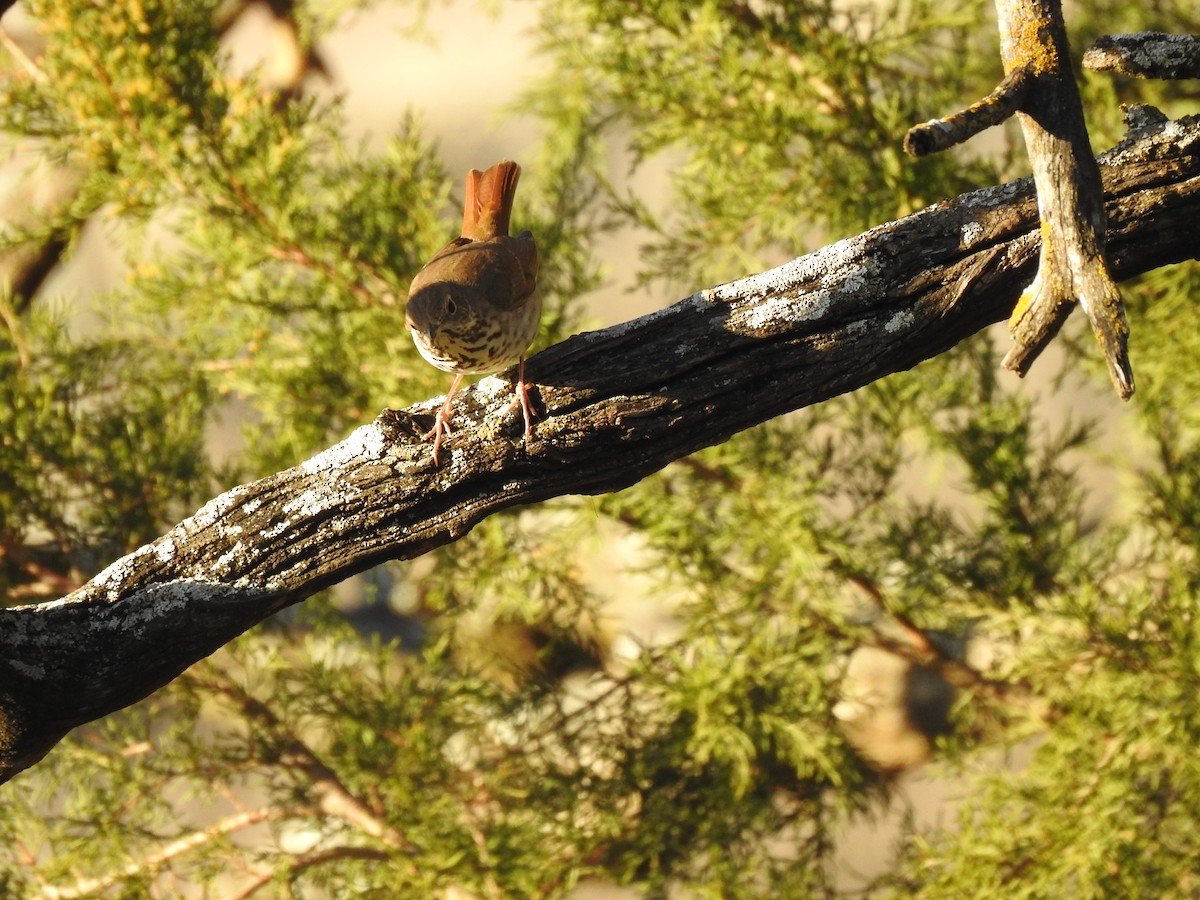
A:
[405,283,491,373]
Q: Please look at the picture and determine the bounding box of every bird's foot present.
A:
[421,411,453,465]
[421,377,462,465]
[501,358,537,445]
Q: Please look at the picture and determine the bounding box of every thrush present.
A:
[405,160,540,463]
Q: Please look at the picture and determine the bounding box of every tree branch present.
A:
[229,846,393,900]
[904,68,1033,157]
[40,807,281,899]
[906,1,1149,398]
[1,115,1198,784]
[185,669,410,852]
[993,0,1134,396]
[1084,32,1200,80]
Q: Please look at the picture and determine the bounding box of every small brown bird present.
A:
[405,160,540,463]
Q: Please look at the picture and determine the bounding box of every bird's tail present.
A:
[462,160,521,240]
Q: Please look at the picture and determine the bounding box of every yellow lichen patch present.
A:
[1009,286,1034,328]
[1000,3,1063,77]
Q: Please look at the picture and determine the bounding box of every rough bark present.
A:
[1083,32,1200,80]
[2,115,1199,784]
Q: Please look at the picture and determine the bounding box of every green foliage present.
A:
[0,307,212,595]
[529,0,1008,289]
[1,0,1199,896]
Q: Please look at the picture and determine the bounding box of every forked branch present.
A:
[905,0,1161,398]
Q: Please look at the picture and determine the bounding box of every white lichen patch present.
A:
[281,487,330,518]
[843,319,871,338]
[84,578,276,635]
[600,292,707,339]
[474,374,517,402]
[709,234,870,306]
[210,541,245,577]
[840,266,876,296]
[89,542,159,599]
[55,536,190,606]
[1160,116,1191,142]
[116,586,195,630]
[188,484,250,532]
[961,220,985,247]
[885,308,916,334]
[300,423,387,474]
[958,176,1032,212]
[260,518,292,540]
[735,288,833,333]
[672,338,700,358]
[583,239,880,341]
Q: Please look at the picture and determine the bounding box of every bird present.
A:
[405,160,540,463]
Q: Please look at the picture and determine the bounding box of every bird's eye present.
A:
[444,297,457,315]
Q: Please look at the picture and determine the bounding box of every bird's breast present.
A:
[409,295,541,375]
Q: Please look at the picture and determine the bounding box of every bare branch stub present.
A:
[994,0,1133,398]
[1084,32,1200,80]
[904,68,1033,157]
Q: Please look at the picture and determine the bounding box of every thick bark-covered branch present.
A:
[2,116,1199,784]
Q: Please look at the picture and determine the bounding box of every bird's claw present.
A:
[501,358,536,443]
[422,381,461,466]
[422,414,453,465]
[420,362,537,465]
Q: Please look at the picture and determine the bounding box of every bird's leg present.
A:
[423,373,464,464]
[502,357,536,444]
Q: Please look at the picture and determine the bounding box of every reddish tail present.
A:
[461,160,521,241]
